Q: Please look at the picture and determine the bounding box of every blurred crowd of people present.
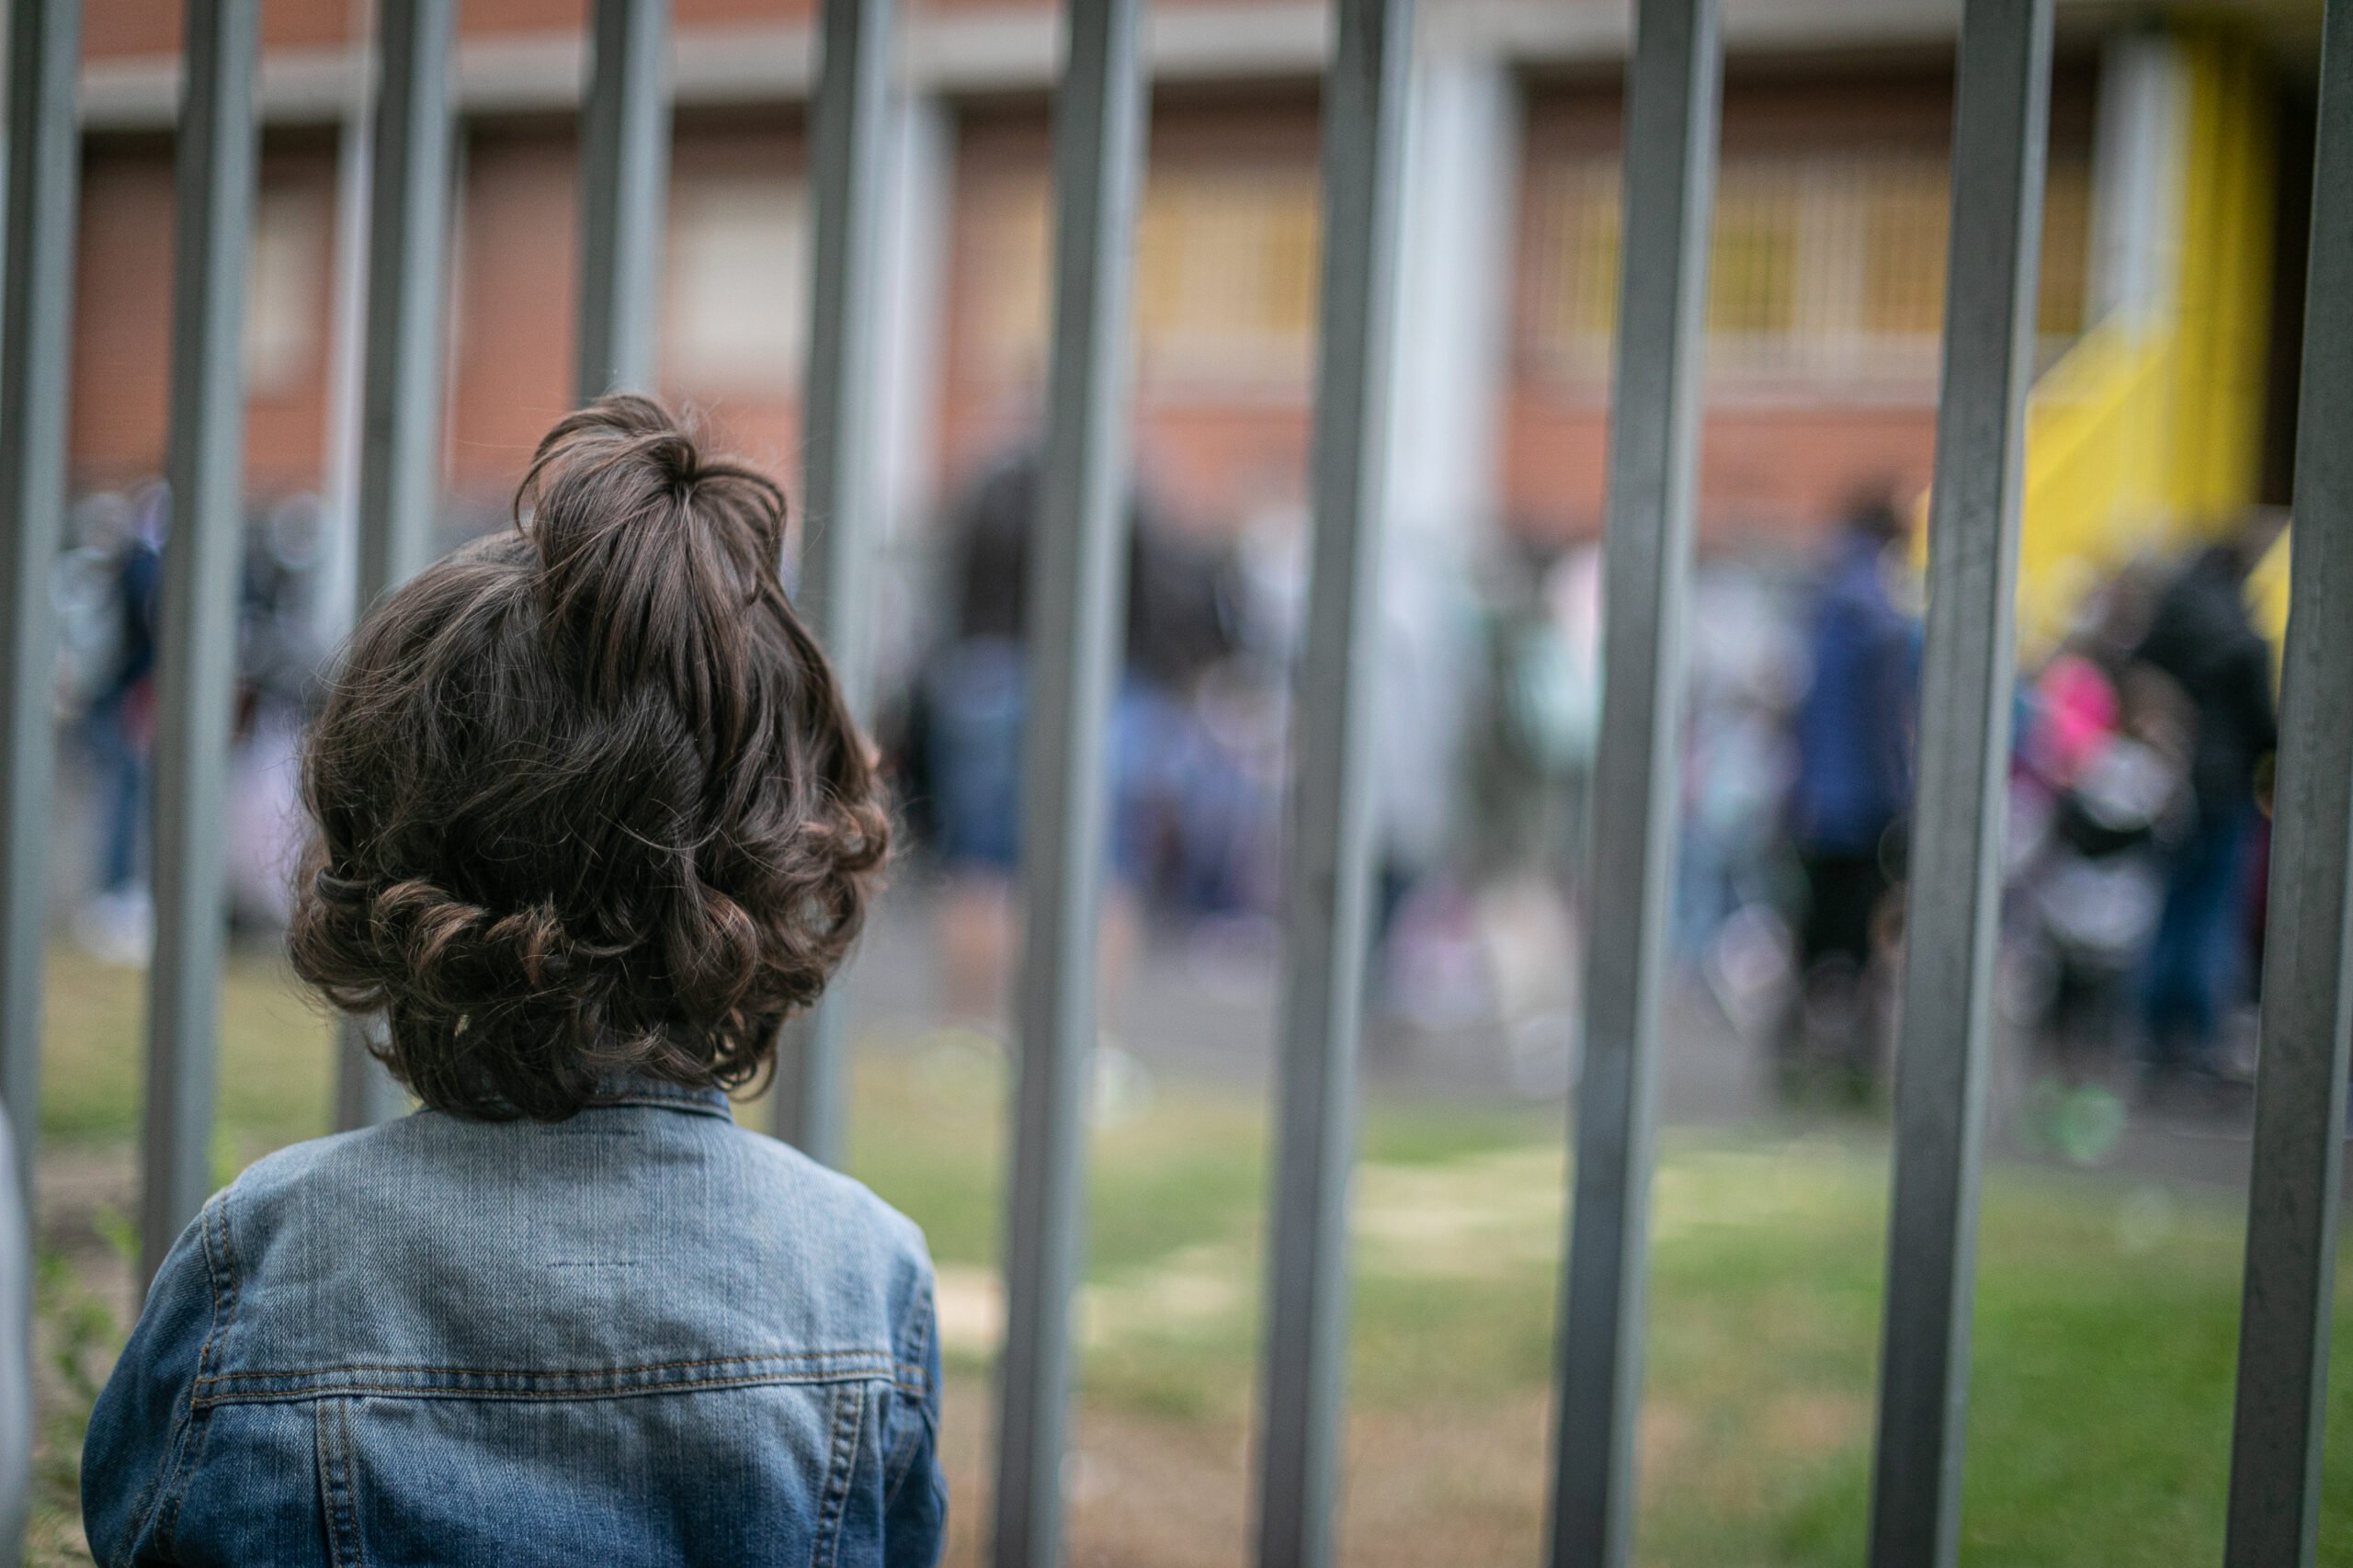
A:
[2006,518,2281,1150]
[51,482,330,964]
[878,449,2287,1159]
[48,451,2286,1160]
[1674,494,2285,1162]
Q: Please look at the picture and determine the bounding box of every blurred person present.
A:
[1779,489,1920,1095]
[1442,537,1595,1083]
[53,491,138,712]
[85,398,944,1566]
[2012,651,2188,1159]
[1462,538,1598,897]
[1161,652,1286,921]
[1363,517,1483,1042]
[918,452,1029,1021]
[1130,495,1299,925]
[73,483,166,964]
[225,495,335,931]
[2128,516,2281,1092]
[915,444,1233,1028]
[1676,562,1802,979]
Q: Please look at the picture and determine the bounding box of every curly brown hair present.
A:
[290,395,888,1120]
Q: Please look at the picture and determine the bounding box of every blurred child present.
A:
[2017,657,2188,1127]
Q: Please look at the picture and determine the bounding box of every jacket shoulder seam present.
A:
[192,1346,898,1384]
[151,1193,234,1555]
[881,1286,938,1511]
[189,1364,911,1407]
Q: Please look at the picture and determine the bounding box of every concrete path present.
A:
[841,880,2264,1192]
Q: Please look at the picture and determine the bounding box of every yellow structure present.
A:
[2009,21,2279,655]
[2249,521,2290,667]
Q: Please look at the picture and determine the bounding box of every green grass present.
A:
[40,946,336,1174]
[30,948,2353,1566]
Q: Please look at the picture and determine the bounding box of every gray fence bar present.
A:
[1866,1,2051,1562]
[355,0,456,613]
[1251,0,1414,1562]
[992,0,1148,1560]
[0,0,81,1204]
[2224,0,2353,1559]
[142,0,263,1284]
[1544,2,1719,1563]
[335,0,459,1133]
[774,0,899,1166]
[575,0,672,403]
[0,1108,24,1562]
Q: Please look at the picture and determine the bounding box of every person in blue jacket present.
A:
[1781,490,1920,1091]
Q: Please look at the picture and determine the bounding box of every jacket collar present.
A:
[589,1074,735,1119]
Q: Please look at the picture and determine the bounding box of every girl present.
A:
[84,397,944,1567]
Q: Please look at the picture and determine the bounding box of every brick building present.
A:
[69,0,2320,585]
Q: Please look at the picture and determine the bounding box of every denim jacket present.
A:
[83,1080,946,1567]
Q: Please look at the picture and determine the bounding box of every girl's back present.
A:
[85,1085,941,1565]
[82,398,942,1567]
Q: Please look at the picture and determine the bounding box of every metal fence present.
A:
[0,0,2345,1564]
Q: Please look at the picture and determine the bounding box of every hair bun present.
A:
[515,395,790,736]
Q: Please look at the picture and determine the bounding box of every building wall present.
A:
[935,61,2103,548]
[938,90,1323,539]
[82,0,817,60]
[449,123,584,497]
[85,1,355,58]
[60,34,2108,557]
[71,137,176,486]
[446,108,814,505]
[1505,59,2099,547]
[74,130,343,497]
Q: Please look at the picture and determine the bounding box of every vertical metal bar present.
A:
[0,0,81,1209]
[773,0,898,1166]
[313,0,377,662]
[142,0,262,1284]
[2223,1,2353,1560]
[355,0,453,611]
[334,0,456,1131]
[324,35,379,1134]
[0,13,71,1533]
[0,1109,25,1561]
[574,0,671,403]
[1865,2,2052,1563]
[1542,3,1718,1564]
[1251,0,1414,1562]
[991,0,1147,1561]
[0,17,81,1539]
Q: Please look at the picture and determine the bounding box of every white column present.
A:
[1382,43,1518,544]
[1370,41,1520,874]
[2086,28,2188,330]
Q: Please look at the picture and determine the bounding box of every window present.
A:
[959,164,1321,393]
[664,173,810,394]
[1708,170,1803,344]
[962,175,1051,383]
[1133,167,1319,388]
[244,184,328,398]
[1524,164,1620,379]
[1860,167,1949,340]
[1524,151,2095,387]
